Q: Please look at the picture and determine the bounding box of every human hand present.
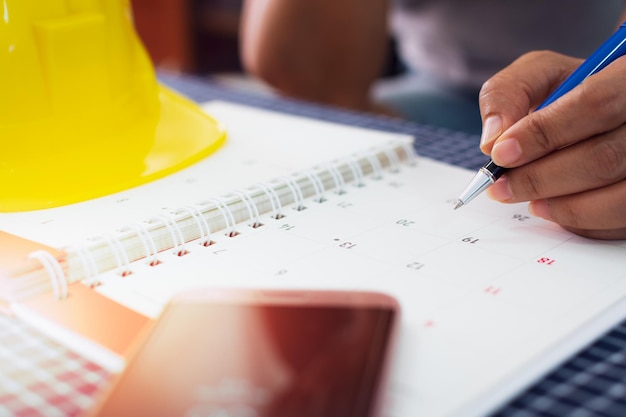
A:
[478,51,626,240]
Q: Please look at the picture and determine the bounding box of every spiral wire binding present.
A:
[100,234,132,276]
[121,223,160,266]
[326,162,347,195]
[277,176,306,211]
[229,190,263,228]
[38,141,411,298]
[366,151,384,180]
[346,156,366,187]
[149,215,188,256]
[28,250,68,300]
[303,169,327,203]
[400,142,418,165]
[173,206,214,247]
[71,244,100,287]
[201,197,239,237]
[254,182,285,219]
[382,146,401,173]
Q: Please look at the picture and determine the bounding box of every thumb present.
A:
[478,51,581,154]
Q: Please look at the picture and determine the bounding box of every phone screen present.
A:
[94,295,396,417]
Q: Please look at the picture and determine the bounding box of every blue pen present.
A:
[455,21,626,209]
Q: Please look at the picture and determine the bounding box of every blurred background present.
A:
[132,0,282,96]
[132,0,244,75]
[131,0,403,96]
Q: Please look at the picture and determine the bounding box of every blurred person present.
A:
[240,0,624,133]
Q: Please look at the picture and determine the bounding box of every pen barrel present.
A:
[536,24,626,111]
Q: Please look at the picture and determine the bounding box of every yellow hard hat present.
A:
[0,0,226,211]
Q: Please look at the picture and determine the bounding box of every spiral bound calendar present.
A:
[1,101,625,417]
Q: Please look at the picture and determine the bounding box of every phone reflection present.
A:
[93,299,395,417]
[260,306,393,417]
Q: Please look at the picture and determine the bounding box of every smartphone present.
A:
[89,288,399,417]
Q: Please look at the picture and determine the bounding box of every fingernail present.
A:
[480,115,503,148]
[529,199,552,221]
[486,177,513,202]
[491,138,522,166]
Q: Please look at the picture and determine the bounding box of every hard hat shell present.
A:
[0,0,226,211]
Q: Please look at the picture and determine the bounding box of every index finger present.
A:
[490,56,626,168]
[478,51,581,153]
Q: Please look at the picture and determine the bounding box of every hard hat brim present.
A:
[1,86,227,212]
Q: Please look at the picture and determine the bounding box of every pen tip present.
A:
[453,200,463,210]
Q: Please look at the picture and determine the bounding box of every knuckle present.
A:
[552,200,585,229]
[525,113,556,152]
[479,77,497,96]
[588,137,626,182]
[478,80,497,108]
[578,81,624,123]
[518,169,546,198]
[478,82,493,106]
[522,50,554,63]
[512,50,552,67]
[479,72,512,104]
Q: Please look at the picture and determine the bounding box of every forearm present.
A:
[240,0,389,110]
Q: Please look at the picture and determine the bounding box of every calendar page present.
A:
[2,102,625,417]
[90,156,626,417]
